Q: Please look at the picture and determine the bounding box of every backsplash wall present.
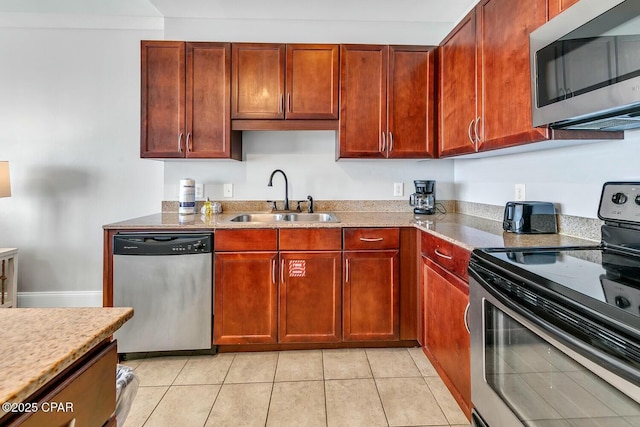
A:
[163,131,456,204]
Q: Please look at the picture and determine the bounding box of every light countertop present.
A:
[0,307,133,405]
[104,211,597,250]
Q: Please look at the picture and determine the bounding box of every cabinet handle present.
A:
[272,259,277,284]
[279,93,284,114]
[381,132,386,152]
[467,119,475,145]
[434,248,453,260]
[287,93,291,113]
[474,116,481,144]
[186,133,192,152]
[388,132,394,152]
[360,237,384,242]
[345,258,350,282]
[463,302,471,334]
[178,133,184,152]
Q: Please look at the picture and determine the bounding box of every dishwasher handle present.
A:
[113,233,213,255]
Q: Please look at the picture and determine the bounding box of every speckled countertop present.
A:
[0,307,133,406]
[104,210,597,249]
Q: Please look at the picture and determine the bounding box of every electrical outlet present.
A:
[515,184,526,201]
[393,182,404,197]
[195,184,204,199]
[223,183,233,198]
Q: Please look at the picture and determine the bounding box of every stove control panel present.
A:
[598,182,640,224]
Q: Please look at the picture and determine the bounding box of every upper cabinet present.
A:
[438,0,620,158]
[439,0,548,157]
[231,43,339,129]
[548,0,580,19]
[140,41,242,160]
[338,45,436,159]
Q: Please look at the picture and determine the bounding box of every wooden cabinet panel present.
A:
[388,46,436,158]
[279,252,341,343]
[422,257,471,418]
[549,0,580,19]
[13,341,117,427]
[186,42,240,158]
[339,45,436,159]
[141,41,240,159]
[339,44,388,158]
[215,229,278,252]
[438,12,478,157]
[286,44,339,119]
[279,228,342,251]
[141,41,185,158]
[420,232,471,281]
[232,43,286,119]
[343,227,399,250]
[476,0,548,151]
[343,250,399,341]
[214,252,278,344]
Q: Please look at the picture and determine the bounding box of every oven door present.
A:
[469,266,640,427]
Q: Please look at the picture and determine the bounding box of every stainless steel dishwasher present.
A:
[112,233,213,354]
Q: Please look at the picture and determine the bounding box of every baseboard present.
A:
[17,291,103,308]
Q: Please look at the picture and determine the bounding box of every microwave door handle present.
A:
[470,267,640,385]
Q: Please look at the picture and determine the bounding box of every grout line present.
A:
[365,349,391,427]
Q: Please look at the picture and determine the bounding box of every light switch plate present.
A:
[223,183,233,198]
[515,184,526,201]
[195,184,204,199]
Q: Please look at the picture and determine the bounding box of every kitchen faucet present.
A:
[267,169,290,211]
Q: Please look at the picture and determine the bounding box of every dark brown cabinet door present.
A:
[140,41,185,158]
[186,42,240,159]
[548,0,580,19]
[339,45,388,158]
[286,44,339,119]
[438,12,478,157]
[214,252,278,344]
[476,0,548,150]
[422,257,471,417]
[279,252,342,343]
[388,46,436,158]
[343,250,399,341]
[232,43,286,119]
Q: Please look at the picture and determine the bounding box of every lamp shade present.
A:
[0,161,11,198]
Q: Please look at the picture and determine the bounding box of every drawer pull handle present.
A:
[272,259,277,284]
[434,248,453,260]
[463,302,471,334]
[360,237,384,242]
[281,258,285,284]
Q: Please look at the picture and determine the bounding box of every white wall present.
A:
[164,131,455,203]
[0,19,164,302]
[453,130,640,218]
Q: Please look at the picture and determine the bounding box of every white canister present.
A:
[178,179,196,214]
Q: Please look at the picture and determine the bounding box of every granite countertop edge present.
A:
[0,307,134,406]
[103,211,598,249]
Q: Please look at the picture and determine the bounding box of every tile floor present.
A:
[121,347,471,427]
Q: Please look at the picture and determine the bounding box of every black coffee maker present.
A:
[409,180,436,215]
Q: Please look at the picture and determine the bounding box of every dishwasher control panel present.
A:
[113,233,213,255]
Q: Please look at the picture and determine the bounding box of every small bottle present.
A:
[201,198,213,216]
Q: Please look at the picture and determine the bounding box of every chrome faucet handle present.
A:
[306,195,314,213]
[266,200,278,211]
[295,201,303,212]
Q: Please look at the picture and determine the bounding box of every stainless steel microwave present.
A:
[530,0,640,131]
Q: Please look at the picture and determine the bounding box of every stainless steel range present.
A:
[468,182,640,427]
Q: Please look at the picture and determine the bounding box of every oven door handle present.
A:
[471,267,640,385]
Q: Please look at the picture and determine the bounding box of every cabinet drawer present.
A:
[215,229,278,251]
[421,231,470,281]
[12,341,117,427]
[344,228,399,250]
[280,228,342,251]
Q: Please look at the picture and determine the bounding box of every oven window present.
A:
[484,302,640,425]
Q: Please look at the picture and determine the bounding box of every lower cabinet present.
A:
[420,231,471,419]
[343,228,400,341]
[214,229,278,344]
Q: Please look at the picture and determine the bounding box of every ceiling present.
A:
[0,0,477,27]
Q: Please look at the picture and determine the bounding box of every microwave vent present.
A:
[553,109,640,131]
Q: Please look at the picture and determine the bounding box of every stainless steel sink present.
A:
[229,212,340,223]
